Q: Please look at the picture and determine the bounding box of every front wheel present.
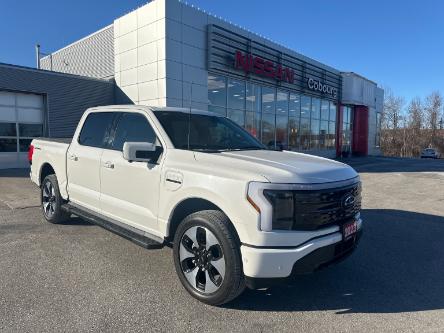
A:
[173,210,245,305]
[41,174,70,224]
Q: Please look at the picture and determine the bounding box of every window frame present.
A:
[108,112,161,152]
[77,112,119,149]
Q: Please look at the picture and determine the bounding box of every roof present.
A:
[0,62,114,84]
[40,24,113,60]
[341,71,377,85]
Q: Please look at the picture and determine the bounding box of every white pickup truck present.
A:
[29,105,362,305]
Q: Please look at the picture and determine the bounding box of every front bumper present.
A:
[241,223,362,289]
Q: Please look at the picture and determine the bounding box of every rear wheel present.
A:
[41,174,70,224]
[173,210,245,305]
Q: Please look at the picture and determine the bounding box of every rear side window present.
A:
[78,112,115,148]
[111,113,157,151]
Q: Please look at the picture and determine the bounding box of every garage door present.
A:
[0,91,44,169]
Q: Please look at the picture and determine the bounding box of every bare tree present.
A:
[424,91,443,147]
[379,89,444,158]
[403,97,425,157]
[382,88,405,130]
[380,88,405,156]
[407,97,423,130]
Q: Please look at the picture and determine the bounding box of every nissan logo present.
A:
[343,194,355,207]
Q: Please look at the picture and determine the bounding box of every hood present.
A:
[193,150,358,184]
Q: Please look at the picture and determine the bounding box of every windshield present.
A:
[153,111,265,152]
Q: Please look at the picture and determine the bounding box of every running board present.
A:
[62,203,164,249]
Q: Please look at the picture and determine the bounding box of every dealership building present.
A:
[0,0,383,168]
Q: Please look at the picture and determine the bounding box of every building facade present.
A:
[0,0,383,169]
[0,63,114,168]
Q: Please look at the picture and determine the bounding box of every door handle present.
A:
[103,161,114,169]
[68,154,78,161]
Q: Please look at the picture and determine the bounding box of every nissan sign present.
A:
[307,78,338,98]
[234,50,295,84]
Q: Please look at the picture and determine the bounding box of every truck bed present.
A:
[30,137,71,199]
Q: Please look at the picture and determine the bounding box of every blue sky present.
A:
[1,0,443,104]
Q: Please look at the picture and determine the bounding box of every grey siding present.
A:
[40,25,114,80]
[0,63,114,137]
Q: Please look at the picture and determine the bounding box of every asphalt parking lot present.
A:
[1,156,443,332]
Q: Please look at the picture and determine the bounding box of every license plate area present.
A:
[342,220,358,241]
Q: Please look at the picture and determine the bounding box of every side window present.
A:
[112,113,157,151]
[78,112,116,148]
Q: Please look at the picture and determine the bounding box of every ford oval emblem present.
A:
[343,194,355,207]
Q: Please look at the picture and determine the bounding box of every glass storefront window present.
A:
[343,106,352,124]
[208,75,227,107]
[261,113,275,148]
[246,83,261,113]
[329,102,337,122]
[227,109,245,127]
[311,98,321,120]
[321,100,329,121]
[300,117,310,150]
[342,106,353,153]
[227,78,245,110]
[319,120,328,148]
[327,102,337,149]
[311,118,320,149]
[245,111,260,139]
[276,90,288,115]
[208,105,226,116]
[289,93,300,117]
[276,116,288,149]
[262,87,275,114]
[301,95,311,118]
[328,121,336,148]
[207,73,339,152]
[288,117,299,150]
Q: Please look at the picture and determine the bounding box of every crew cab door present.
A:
[99,112,163,235]
[67,112,115,212]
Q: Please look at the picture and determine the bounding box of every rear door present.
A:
[67,112,116,212]
[99,111,163,235]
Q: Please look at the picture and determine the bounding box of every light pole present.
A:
[35,44,40,69]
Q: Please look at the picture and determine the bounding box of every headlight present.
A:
[263,190,294,230]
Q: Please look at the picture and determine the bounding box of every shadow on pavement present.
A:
[339,157,444,173]
[225,208,444,314]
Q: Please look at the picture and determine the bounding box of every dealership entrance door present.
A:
[340,105,353,156]
[0,90,44,169]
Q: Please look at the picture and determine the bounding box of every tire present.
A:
[40,174,70,224]
[173,210,245,305]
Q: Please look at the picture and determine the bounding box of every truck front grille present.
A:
[291,182,361,231]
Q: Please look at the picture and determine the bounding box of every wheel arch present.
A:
[39,163,56,185]
[166,197,240,244]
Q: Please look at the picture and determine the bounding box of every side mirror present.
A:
[123,142,163,163]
